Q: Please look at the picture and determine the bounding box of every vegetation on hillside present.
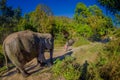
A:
[0,0,120,80]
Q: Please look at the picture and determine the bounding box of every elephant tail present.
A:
[3,42,9,70]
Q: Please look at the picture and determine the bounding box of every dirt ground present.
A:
[0,43,101,80]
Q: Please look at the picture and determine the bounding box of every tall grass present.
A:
[54,34,66,47]
[52,38,120,80]
[87,39,120,80]
[52,56,81,80]
[73,37,90,47]
[0,45,4,67]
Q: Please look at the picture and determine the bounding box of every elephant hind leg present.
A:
[12,60,30,77]
[16,68,20,73]
[21,70,30,77]
[16,66,30,77]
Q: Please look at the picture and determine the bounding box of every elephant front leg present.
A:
[38,48,47,67]
[37,58,47,67]
[50,49,53,65]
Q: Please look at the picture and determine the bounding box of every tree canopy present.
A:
[0,1,116,44]
[74,2,113,40]
[98,0,120,14]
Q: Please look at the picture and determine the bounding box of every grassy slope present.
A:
[73,42,103,64]
[0,42,103,80]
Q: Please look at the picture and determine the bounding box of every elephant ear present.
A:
[45,38,52,49]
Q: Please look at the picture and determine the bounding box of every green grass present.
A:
[54,39,65,47]
[0,66,7,76]
[0,45,2,53]
[0,66,7,72]
[54,36,90,47]
[0,45,7,75]
[0,45,4,68]
[73,43,103,64]
[73,37,90,47]
[52,56,81,80]
[0,64,15,76]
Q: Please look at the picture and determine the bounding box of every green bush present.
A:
[98,39,120,80]
[75,24,93,38]
[73,37,90,47]
[52,56,81,80]
[0,45,4,67]
[87,64,103,80]
[99,56,120,80]
[0,66,7,74]
[54,34,66,47]
[104,38,120,54]
[86,39,120,80]
[0,53,4,67]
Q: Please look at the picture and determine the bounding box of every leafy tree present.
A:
[16,4,54,33]
[0,0,7,16]
[30,4,54,33]
[97,0,120,14]
[74,2,113,41]
[53,16,75,38]
[98,0,120,27]
[14,17,37,32]
[114,14,120,26]
[39,4,53,16]
[0,0,21,27]
[88,5,103,16]
[13,7,21,21]
[74,2,90,23]
[0,0,22,44]
[75,24,93,38]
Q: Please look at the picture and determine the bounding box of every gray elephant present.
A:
[3,30,54,77]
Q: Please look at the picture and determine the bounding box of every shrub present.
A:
[0,53,4,67]
[87,39,120,80]
[98,39,120,80]
[54,34,66,47]
[82,38,120,80]
[99,55,120,80]
[75,24,93,38]
[87,63,103,80]
[104,38,120,54]
[73,36,90,47]
[0,45,4,67]
[52,56,81,80]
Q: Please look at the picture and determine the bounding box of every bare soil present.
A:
[0,42,102,80]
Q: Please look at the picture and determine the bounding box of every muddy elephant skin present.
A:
[3,30,54,77]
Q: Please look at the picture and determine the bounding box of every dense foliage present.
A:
[0,0,120,79]
[0,0,114,44]
[0,0,21,44]
[52,38,120,80]
[98,0,120,26]
[87,37,120,80]
[52,56,81,80]
[98,0,120,14]
[74,3,113,41]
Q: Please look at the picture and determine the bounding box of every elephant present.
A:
[3,30,54,77]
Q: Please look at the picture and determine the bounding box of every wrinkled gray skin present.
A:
[3,30,54,77]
